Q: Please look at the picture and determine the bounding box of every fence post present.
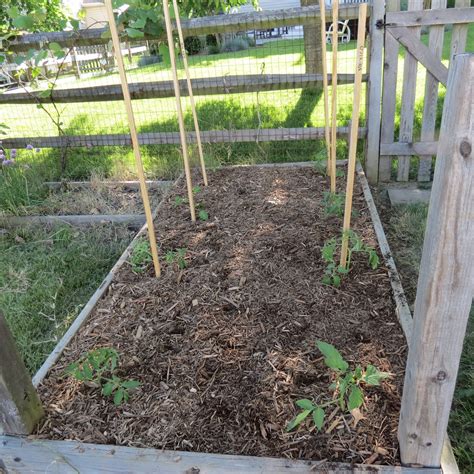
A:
[398,53,474,467]
[365,0,385,184]
[0,312,44,434]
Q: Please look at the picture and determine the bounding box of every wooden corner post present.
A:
[364,0,385,184]
[0,312,44,434]
[398,53,474,468]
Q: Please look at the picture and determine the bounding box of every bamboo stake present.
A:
[104,0,161,277]
[319,0,332,176]
[163,0,196,221]
[340,3,368,268]
[330,0,339,192]
[171,0,208,187]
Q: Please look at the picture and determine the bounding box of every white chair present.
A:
[326,20,351,44]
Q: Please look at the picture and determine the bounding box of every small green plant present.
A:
[130,239,152,273]
[321,231,380,287]
[165,248,187,269]
[174,195,186,206]
[287,341,390,432]
[198,209,209,221]
[323,191,345,217]
[66,348,140,405]
[192,185,201,194]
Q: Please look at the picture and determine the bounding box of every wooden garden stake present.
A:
[105,0,161,277]
[319,0,332,175]
[330,0,339,192]
[0,312,44,434]
[163,0,196,221]
[340,3,367,268]
[398,53,474,468]
[171,0,208,187]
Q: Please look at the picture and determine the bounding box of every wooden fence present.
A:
[3,3,473,184]
[2,4,371,160]
[373,1,474,183]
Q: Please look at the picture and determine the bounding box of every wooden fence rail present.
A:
[2,127,366,150]
[0,74,365,105]
[8,5,364,52]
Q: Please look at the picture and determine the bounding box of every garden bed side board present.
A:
[0,163,454,473]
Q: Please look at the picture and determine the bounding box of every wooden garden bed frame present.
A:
[0,163,439,473]
[1,54,472,472]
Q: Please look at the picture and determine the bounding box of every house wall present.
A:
[82,2,108,29]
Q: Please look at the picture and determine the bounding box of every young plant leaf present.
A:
[316,341,349,372]
[121,380,140,390]
[312,407,325,431]
[102,381,115,396]
[114,389,125,405]
[348,385,364,410]
[364,365,390,386]
[286,409,311,431]
[296,399,315,411]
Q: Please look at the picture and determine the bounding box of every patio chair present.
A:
[326,20,351,44]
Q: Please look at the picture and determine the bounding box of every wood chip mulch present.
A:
[35,167,408,465]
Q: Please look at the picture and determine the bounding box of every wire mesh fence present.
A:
[0,4,367,183]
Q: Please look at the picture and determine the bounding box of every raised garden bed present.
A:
[29,165,411,468]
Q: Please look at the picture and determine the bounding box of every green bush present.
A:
[184,36,204,55]
[207,44,221,55]
[220,37,249,53]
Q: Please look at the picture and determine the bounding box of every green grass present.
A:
[384,203,473,474]
[0,225,134,374]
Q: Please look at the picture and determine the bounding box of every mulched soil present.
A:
[35,166,408,465]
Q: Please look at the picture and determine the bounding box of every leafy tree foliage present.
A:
[0,0,69,35]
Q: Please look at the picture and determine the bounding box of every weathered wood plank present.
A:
[44,180,171,190]
[450,0,470,63]
[396,0,424,182]
[0,435,441,473]
[398,53,474,468]
[417,0,447,182]
[0,74,366,104]
[356,164,414,342]
[8,5,364,52]
[387,26,449,86]
[379,0,401,182]
[2,126,366,149]
[0,313,44,435]
[380,141,438,156]
[386,6,474,27]
[0,214,146,228]
[365,0,385,184]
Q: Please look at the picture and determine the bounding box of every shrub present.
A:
[206,34,218,47]
[220,37,249,53]
[138,55,161,67]
[184,36,204,55]
[207,44,221,55]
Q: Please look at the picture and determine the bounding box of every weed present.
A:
[165,248,187,270]
[130,239,152,273]
[66,348,140,405]
[321,230,379,287]
[287,341,390,432]
[192,186,201,194]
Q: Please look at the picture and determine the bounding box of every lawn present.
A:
[0,224,135,374]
